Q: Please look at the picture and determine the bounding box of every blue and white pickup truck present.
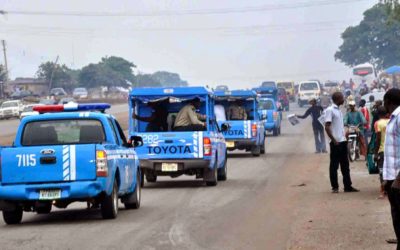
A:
[214,90,265,156]
[129,87,228,186]
[0,103,142,224]
[258,97,282,136]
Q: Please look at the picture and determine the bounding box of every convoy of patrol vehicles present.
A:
[0,81,308,224]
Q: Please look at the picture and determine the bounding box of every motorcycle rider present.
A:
[344,100,367,159]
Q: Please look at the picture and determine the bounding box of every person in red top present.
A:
[359,99,370,147]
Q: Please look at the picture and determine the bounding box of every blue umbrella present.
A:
[385,65,400,74]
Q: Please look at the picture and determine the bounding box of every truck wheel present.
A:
[206,162,218,186]
[146,172,157,183]
[217,156,227,181]
[3,207,23,225]
[101,180,118,219]
[273,128,279,136]
[260,142,266,154]
[36,203,52,214]
[252,145,261,157]
[140,171,144,188]
[124,172,141,210]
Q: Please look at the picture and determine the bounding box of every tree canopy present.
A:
[34,56,188,89]
[36,62,77,91]
[335,3,400,70]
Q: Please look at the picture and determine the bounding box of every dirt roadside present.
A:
[287,155,394,250]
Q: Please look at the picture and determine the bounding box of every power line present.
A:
[0,0,369,17]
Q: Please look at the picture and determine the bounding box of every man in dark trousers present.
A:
[296,98,327,153]
[382,88,400,248]
[325,92,359,193]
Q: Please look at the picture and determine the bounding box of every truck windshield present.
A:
[22,119,105,146]
[278,82,292,89]
[261,82,276,88]
[1,102,18,108]
[300,82,318,91]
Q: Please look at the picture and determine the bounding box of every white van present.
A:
[297,81,321,107]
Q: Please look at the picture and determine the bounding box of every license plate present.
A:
[39,189,61,200]
[161,163,178,172]
[226,141,235,148]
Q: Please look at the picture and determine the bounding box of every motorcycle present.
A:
[347,125,360,162]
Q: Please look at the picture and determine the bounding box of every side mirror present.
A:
[221,123,230,132]
[130,136,143,148]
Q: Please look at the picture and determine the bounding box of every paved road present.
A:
[0,103,129,137]
[0,105,313,250]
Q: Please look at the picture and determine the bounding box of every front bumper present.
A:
[0,181,104,201]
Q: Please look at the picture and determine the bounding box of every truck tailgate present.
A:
[1,145,97,184]
[135,132,204,159]
[219,120,252,139]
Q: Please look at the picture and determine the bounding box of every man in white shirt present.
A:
[383,88,400,246]
[325,92,359,193]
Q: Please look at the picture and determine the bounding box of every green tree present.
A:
[100,56,136,83]
[383,0,400,21]
[79,63,127,89]
[151,71,188,87]
[36,62,77,91]
[335,3,400,70]
[135,74,161,87]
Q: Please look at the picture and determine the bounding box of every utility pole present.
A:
[1,40,8,98]
[48,55,59,93]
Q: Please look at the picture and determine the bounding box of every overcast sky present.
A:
[0,0,377,89]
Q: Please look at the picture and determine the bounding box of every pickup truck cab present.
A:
[214,90,265,156]
[258,97,282,136]
[0,103,142,224]
[0,100,24,119]
[129,87,228,187]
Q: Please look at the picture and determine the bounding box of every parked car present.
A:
[0,100,24,119]
[73,88,88,99]
[58,97,76,105]
[0,103,142,224]
[19,104,43,120]
[277,87,290,111]
[10,90,38,100]
[50,88,67,96]
[39,99,57,105]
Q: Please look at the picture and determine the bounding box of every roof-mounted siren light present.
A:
[33,103,111,114]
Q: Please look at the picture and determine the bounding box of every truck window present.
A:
[22,119,105,146]
[114,120,128,145]
[108,118,120,145]
[258,100,274,110]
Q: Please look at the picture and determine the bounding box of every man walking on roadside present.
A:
[324,92,359,193]
[382,88,400,248]
[296,98,327,153]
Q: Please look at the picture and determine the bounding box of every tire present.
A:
[146,172,157,183]
[260,142,266,154]
[348,140,356,162]
[252,145,261,157]
[206,162,218,186]
[36,203,52,214]
[101,180,119,219]
[217,155,227,181]
[273,127,279,136]
[124,172,141,210]
[3,207,23,225]
[140,171,144,188]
